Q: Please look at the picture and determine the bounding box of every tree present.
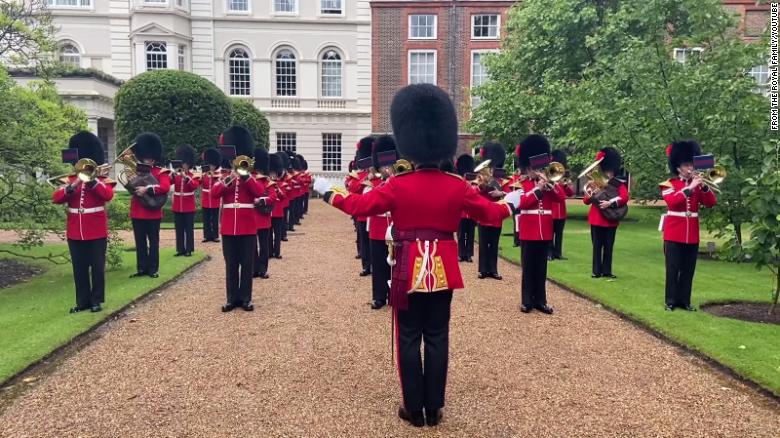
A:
[114,70,233,158]
[230,98,270,149]
[0,0,55,64]
[468,0,770,249]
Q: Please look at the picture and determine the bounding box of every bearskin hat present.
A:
[269,153,285,175]
[480,141,506,168]
[515,134,551,169]
[372,135,397,170]
[550,149,568,167]
[220,126,254,158]
[440,160,455,173]
[667,140,702,175]
[202,148,221,167]
[278,151,291,170]
[133,132,163,162]
[175,144,196,167]
[596,147,622,174]
[390,84,458,165]
[455,154,475,176]
[302,158,308,171]
[68,131,106,165]
[290,154,303,171]
[348,160,355,172]
[357,136,374,161]
[253,148,270,174]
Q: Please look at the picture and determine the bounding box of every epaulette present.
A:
[444,171,464,180]
[266,180,277,187]
[100,177,118,186]
[348,171,360,179]
[659,179,674,188]
[158,167,172,174]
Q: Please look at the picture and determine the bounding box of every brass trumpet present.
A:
[392,159,413,174]
[233,155,254,176]
[696,165,726,193]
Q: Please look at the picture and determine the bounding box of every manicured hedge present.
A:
[230,98,270,149]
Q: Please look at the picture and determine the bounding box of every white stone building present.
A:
[41,0,372,173]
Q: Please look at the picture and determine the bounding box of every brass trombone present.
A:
[46,158,107,187]
[232,155,254,177]
[696,165,726,193]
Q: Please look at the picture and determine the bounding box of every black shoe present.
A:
[130,271,146,278]
[520,305,532,313]
[682,305,697,312]
[604,274,617,279]
[398,407,425,428]
[242,302,254,311]
[547,255,554,261]
[665,304,675,311]
[274,255,283,259]
[557,256,568,260]
[253,272,261,278]
[259,273,269,279]
[535,304,554,314]
[213,238,220,243]
[359,270,371,277]
[425,408,443,426]
[591,273,601,278]
[90,305,102,313]
[221,303,236,312]
[174,253,183,257]
[466,257,473,263]
[281,238,288,242]
[458,257,465,262]
[69,306,87,314]
[148,272,159,279]
[370,300,385,310]
[185,252,192,257]
[478,272,487,279]
[355,254,361,259]
[490,273,503,280]
[202,239,209,243]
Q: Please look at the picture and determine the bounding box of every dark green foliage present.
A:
[230,98,270,150]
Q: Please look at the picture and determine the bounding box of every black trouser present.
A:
[478,225,501,274]
[357,221,371,272]
[664,241,699,307]
[67,238,107,308]
[132,219,160,274]
[458,218,476,260]
[521,240,550,307]
[303,194,309,214]
[286,206,294,232]
[174,212,195,255]
[271,217,285,257]
[222,235,255,305]
[370,239,390,304]
[353,218,361,256]
[591,225,617,276]
[549,219,566,259]
[254,228,271,275]
[396,291,453,412]
[294,198,303,225]
[202,208,220,241]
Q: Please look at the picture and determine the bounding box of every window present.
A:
[321,50,342,98]
[274,0,297,13]
[673,48,703,64]
[321,0,342,15]
[472,14,500,39]
[322,134,342,171]
[275,49,297,96]
[177,45,186,71]
[145,42,168,70]
[143,0,168,4]
[228,0,248,12]
[228,48,251,96]
[471,51,491,107]
[749,64,769,95]
[176,0,186,8]
[276,133,297,153]
[45,0,91,7]
[409,15,437,40]
[59,43,80,67]
[408,51,436,85]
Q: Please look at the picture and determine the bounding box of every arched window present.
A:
[228,47,251,96]
[275,49,297,97]
[145,41,168,70]
[320,49,342,98]
[59,43,80,67]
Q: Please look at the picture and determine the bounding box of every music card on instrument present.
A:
[219,145,237,159]
[61,149,79,165]
[529,153,552,170]
[356,157,373,170]
[693,154,715,170]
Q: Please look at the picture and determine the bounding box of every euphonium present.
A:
[578,159,610,197]
[233,155,254,176]
[110,145,139,186]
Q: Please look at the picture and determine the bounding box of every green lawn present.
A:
[498,204,780,396]
[0,244,206,383]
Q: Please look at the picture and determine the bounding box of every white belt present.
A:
[520,209,552,215]
[666,211,698,218]
[68,207,104,214]
[223,203,255,209]
[201,189,210,193]
[173,191,195,196]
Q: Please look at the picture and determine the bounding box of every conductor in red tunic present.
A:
[52,131,115,313]
[318,84,512,427]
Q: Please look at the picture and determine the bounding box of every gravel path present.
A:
[1,203,778,437]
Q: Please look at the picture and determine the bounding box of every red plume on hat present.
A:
[219,133,225,145]
[595,150,605,161]
[515,144,521,156]
[479,147,485,158]
[665,143,673,157]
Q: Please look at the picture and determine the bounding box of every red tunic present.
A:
[330,169,512,306]
[171,171,201,213]
[366,177,392,241]
[52,176,115,241]
[212,175,263,236]
[347,170,370,222]
[515,178,566,241]
[252,174,277,230]
[551,182,575,220]
[582,182,629,228]
[129,167,171,220]
[476,178,508,228]
[271,178,287,218]
[200,170,222,209]
[660,178,717,244]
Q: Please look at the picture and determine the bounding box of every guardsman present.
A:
[316,84,513,428]
[345,159,362,260]
[475,142,509,280]
[455,154,477,262]
[129,133,170,279]
[171,145,200,257]
[507,155,524,248]
[548,149,575,260]
[660,140,717,311]
[200,148,222,243]
[583,147,629,279]
[513,135,566,314]
[252,147,276,279]
[348,137,374,276]
[269,153,288,259]
[277,152,293,241]
[366,135,398,310]
[301,157,311,216]
[211,126,264,312]
[52,131,115,313]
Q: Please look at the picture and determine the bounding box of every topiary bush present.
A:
[115,70,232,158]
[230,98,270,149]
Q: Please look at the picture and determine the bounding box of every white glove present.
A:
[313,178,333,196]
[504,190,522,210]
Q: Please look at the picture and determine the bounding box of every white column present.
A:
[87,117,99,135]
[134,42,146,75]
[168,42,179,70]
